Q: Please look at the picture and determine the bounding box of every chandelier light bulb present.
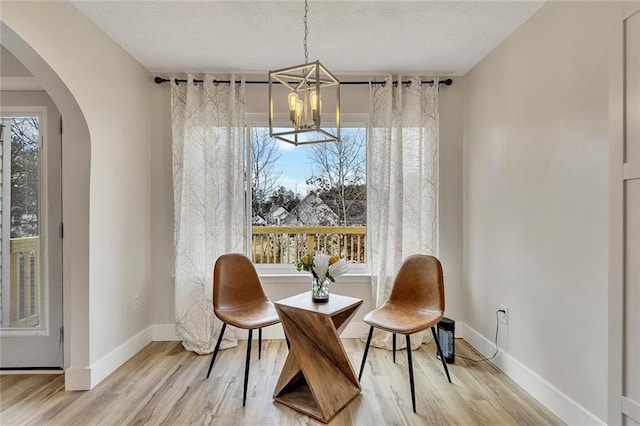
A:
[288,92,300,111]
[295,98,304,128]
[310,90,319,121]
[288,92,300,123]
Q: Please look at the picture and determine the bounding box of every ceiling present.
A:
[72,0,545,77]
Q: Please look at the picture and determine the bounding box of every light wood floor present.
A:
[0,339,563,425]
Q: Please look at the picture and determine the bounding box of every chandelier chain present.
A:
[303,0,309,64]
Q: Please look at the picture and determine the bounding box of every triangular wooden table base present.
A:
[273,292,363,423]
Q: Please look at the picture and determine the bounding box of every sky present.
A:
[274,140,315,194]
[265,127,366,196]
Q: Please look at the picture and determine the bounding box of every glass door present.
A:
[1,116,42,329]
[0,106,62,368]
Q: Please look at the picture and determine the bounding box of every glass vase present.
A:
[312,276,330,303]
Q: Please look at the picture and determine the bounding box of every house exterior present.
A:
[266,206,288,225]
[252,214,266,226]
[281,193,338,226]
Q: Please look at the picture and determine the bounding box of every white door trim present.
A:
[609,3,640,425]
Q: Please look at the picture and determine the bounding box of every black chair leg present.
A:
[243,329,253,406]
[431,327,452,383]
[206,322,227,379]
[406,334,416,413]
[359,326,374,381]
[258,328,262,360]
[392,333,396,363]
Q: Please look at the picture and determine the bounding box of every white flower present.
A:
[328,259,350,281]
[313,252,330,281]
[298,251,350,282]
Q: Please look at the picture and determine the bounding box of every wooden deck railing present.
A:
[9,237,40,327]
[252,226,366,264]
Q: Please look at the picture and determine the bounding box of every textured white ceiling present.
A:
[72,0,545,76]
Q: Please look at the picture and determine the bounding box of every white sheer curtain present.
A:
[171,75,246,354]
[368,76,439,350]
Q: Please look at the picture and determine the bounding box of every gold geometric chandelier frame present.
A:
[269,60,340,146]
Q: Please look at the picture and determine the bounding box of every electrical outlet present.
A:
[499,304,509,325]
[134,295,139,310]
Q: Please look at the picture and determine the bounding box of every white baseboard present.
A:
[88,326,154,389]
[64,366,92,391]
[459,322,605,426]
[150,321,457,342]
[623,397,640,424]
[66,325,175,391]
[0,369,63,375]
[149,322,370,341]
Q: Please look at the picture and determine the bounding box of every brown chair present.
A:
[205,253,280,406]
[358,254,452,413]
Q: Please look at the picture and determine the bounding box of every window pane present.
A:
[1,116,42,328]
[250,127,366,264]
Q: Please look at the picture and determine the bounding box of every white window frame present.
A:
[0,106,50,336]
[246,112,370,276]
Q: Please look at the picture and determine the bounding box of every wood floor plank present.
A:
[0,339,563,425]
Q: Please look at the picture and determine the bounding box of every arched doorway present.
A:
[0,22,91,389]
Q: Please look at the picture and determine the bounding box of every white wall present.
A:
[0,44,41,91]
[0,45,31,77]
[1,1,152,388]
[149,79,465,330]
[149,81,175,326]
[462,1,619,422]
[439,82,464,321]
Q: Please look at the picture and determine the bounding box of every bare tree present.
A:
[269,186,300,213]
[251,128,282,216]
[8,117,40,237]
[306,129,366,225]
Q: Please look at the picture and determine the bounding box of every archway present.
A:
[1,22,91,390]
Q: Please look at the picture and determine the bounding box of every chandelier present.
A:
[269,0,340,145]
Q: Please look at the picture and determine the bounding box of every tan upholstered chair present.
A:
[205,253,280,406]
[358,254,452,412]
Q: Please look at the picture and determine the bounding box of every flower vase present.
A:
[312,276,330,303]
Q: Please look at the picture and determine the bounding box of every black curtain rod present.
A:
[153,76,453,87]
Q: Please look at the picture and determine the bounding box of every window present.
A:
[1,114,42,329]
[249,126,366,268]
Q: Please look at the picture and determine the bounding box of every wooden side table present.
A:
[273,292,363,423]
